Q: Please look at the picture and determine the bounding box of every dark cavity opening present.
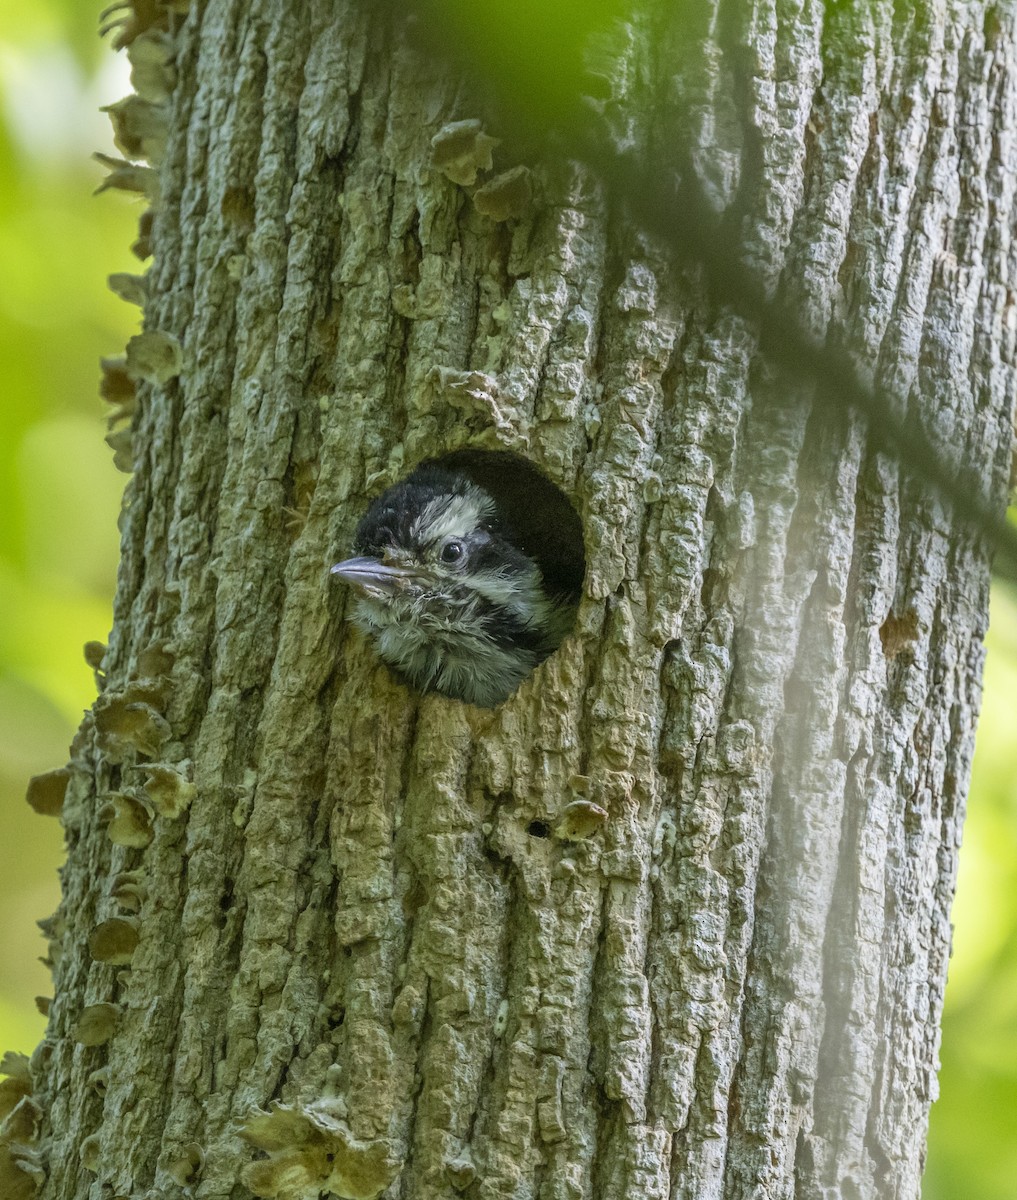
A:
[527,820,551,839]
[340,447,586,706]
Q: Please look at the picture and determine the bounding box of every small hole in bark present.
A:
[221,185,255,229]
[527,820,550,839]
[880,609,919,658]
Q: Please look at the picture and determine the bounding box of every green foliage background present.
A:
[0,5,1014,1195]
[0,0,136,1067]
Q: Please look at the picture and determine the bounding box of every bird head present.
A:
[331,458,581,706]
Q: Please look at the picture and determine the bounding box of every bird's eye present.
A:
[440,539,465,564]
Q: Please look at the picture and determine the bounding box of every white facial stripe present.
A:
[411,487,494,546]
[467,566,548,625]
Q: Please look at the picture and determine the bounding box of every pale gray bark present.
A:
[6,1,1016,1199]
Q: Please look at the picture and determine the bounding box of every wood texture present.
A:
[11,1,1017,1198]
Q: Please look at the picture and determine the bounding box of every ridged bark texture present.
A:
[19,1,1017,1199]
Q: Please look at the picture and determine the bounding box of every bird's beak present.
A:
[330,556,417,596]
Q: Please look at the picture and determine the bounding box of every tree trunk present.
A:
[6,1,1015,1199]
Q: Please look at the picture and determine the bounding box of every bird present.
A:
[331,450,585,707]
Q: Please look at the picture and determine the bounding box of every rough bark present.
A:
[7,1,1016,1199]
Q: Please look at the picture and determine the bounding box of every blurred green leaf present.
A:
[409,0,636,129]
[0,994,47,1062]
[20,416,124,595]
[0,0,110,71]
